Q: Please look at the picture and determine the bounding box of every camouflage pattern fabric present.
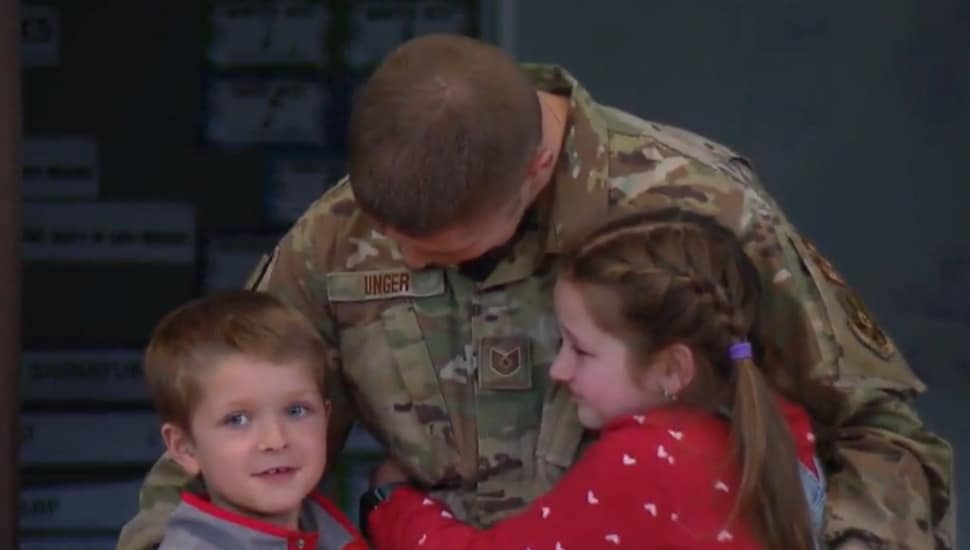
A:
[117,65,953,550]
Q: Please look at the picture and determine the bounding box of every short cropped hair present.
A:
[143,290,328,429]
[348,33,542,236]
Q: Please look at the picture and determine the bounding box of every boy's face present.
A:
[163,354,329,528]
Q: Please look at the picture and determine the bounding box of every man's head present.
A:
[348,34,549,268]
[144,291,330,527]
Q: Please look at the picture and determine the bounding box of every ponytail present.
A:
[730,346,814,550]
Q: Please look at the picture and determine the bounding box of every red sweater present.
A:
[369,402,818,550]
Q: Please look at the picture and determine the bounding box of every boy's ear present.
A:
[161,422,201,476]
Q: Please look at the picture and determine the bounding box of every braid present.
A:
[563,208,815,550]
[568,210,756,374]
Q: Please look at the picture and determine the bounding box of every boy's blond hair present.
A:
[144,290,329,430]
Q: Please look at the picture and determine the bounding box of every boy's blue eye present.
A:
[224,412,249,427]
[287,404,310,417]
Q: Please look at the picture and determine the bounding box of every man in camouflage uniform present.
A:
[117,35,953,550]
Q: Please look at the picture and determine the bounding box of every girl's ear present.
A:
[657,343,697,398]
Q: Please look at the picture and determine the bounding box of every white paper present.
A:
[268,155,341,223]
[20,536,118,550]
[23,137,99,199]
[206,77,329,146]
[23,202,195,263]
[208,1,329,67]
[20,480,142,533]
[204,232,282,292]
[346,3,414,68]
[21,5,60,67]
[20,412,164,466]
[21,350,146,403]
[414,3,467,36]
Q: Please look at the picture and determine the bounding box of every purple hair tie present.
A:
[728,341,753,362]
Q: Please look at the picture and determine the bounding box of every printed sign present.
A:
[21,5,60,67]
[266,154,342,223]
[413,2,468,36]
[204,76,329,147]
[23,202,195,263]
[21,350,146,403]
[207,0,330,68]
[20,536,118,550]
[20,412,164,466]
[346,3,413,68]
[20,480,142,533]
[23,137,99,199]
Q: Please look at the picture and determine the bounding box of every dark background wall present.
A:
[513,0,969,542]
[16,0,968,546]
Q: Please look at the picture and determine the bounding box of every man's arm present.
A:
[824,388,953,549]
[611,150,954,548]
[762,226,954,549]
[116,216,355,550]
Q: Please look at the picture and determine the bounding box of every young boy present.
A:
[143,290,367,550]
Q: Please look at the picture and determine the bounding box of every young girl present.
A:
[363,209,826,549]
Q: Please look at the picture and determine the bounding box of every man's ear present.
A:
[161,422,201,476]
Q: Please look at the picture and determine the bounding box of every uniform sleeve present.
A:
[611,151,955,550]
[765,224,953,550]
[115,457,196,550]
[615,159,954,549]
[367,428,669,550]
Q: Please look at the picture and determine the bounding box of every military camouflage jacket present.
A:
[118,65,953,550]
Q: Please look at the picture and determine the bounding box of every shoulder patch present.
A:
[326,269,445,302]
[839,290,896,360]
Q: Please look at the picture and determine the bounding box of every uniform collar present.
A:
[476,65,611,290]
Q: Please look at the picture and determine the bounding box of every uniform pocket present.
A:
[337,302,458,483]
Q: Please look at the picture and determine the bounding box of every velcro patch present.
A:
[326,269,444,302]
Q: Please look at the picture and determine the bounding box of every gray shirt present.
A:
[158,493,364,550]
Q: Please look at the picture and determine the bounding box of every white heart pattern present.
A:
[667,429,684,440]
[657,445,669,459]
[441,511,453,519]
[587,490,599,505]
[605,534,621,545]
[644,503,657,517]
[715,480,730,493]
[417,533,427,546]
[541,506,551,519]
[671,513,679,522]
[717,529,734,542]
[633,415,645,424]
[422,498,433,506]
[556,543,566,550]
[622,453,637,466]
[806,432,816,443]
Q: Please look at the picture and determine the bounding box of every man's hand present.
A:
[369,457,411,488]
